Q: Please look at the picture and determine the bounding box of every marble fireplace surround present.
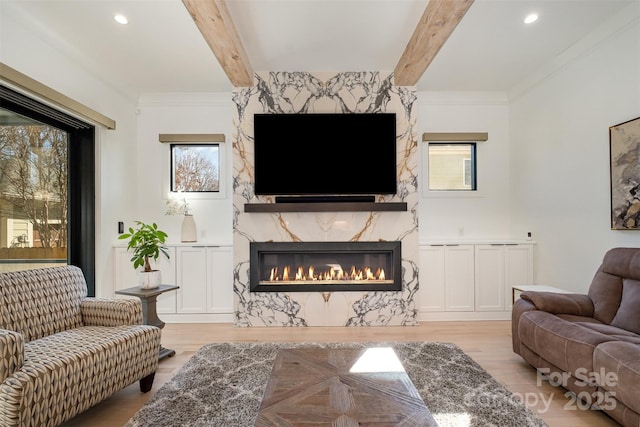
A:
[232,71,419,327]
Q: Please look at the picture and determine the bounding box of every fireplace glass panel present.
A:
[250,241,401,292]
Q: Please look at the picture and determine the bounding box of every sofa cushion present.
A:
[590,247,640,325]
[519,311,616,374]
[0,325,161,426]
[601,247,640,280]
[610,278,640,334]
[588,271,623,324]
[593,341,640,415]
[0,267,86,341]
[557,314,601,323]
[575,322,640,345]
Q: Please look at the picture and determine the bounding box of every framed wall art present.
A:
[610,116,640,229]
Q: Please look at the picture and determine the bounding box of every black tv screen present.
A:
[253,113,397,196]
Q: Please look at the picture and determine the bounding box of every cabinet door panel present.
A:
[444,245,474,311]
[176,247,208,313]
[474,245,505,311]
[207,247,234,313]
[505,245,534,309]
[419,246,446,311]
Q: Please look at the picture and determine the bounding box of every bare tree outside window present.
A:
[170,144,219,192]
[0,108,68,270]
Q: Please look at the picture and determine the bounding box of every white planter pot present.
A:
[138,270,161,289]
[181,214,197,242]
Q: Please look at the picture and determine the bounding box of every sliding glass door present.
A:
[0,86,95,294]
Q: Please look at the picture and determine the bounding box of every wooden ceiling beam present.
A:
[394,0,474,87]
[182,0,254,87]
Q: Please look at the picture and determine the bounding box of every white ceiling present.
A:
[2,0,636,98]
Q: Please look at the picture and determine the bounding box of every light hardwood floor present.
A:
[61,321,621,427]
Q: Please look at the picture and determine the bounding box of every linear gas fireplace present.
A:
[249,241,402,292]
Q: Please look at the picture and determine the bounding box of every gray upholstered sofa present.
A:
[512,247,640,427]
[0,265,161,426]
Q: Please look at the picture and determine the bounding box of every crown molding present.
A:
[137,92,231,107]
[418,91,508,106]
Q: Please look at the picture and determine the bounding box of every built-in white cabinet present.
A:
[175,246,208,313]
[175,246,234,315]
[474,244,534,311]
[206,246,234,314]
[420,242,534,319]
[113,244,233,322]
[445,245,476,311]
[420,244,475,312]
[474,244,505,311]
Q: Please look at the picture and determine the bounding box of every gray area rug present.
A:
[125,341,547,427]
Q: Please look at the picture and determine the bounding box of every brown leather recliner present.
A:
[512,247,640,427]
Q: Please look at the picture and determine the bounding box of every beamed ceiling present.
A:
[181,0,475,87]
[1,0,635,98]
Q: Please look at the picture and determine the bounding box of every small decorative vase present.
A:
[139,270,161,289]
[181,214,197,243]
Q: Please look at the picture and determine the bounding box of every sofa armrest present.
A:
[520,291,594,317]
[0,329,24,383]
[80,298,143,327]
[512,298,538,353]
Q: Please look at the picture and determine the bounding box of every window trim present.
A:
[422,132,486,198]
[422,132,488,142]
[426,142,477,192]
[1,62,115,129]
[160,134,227,200]
[169,143,221,193]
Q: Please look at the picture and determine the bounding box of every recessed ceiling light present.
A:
[114,14,128,25]
[524,13,538,24]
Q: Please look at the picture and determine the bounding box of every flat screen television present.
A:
[253,113,397,198]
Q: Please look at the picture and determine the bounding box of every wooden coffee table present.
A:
[255,347,437,426]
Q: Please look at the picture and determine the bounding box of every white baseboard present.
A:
[418,311,511,321]
[159,311,511,324]
[161,313,235,323]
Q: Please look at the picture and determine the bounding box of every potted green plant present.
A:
[118,221,169,289]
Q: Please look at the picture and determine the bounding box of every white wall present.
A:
[134,93,234,247]
[417,92,513,242]
[509,5,640,292]
[1,5,139,297]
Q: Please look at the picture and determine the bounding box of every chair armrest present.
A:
[80,298,143,326]
[520,291,594,317]
[0,329,24,383]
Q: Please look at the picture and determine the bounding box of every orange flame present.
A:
[266,264,387,282]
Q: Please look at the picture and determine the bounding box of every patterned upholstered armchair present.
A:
[0,266,161,427]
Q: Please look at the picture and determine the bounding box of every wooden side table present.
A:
[115,284,179,360]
